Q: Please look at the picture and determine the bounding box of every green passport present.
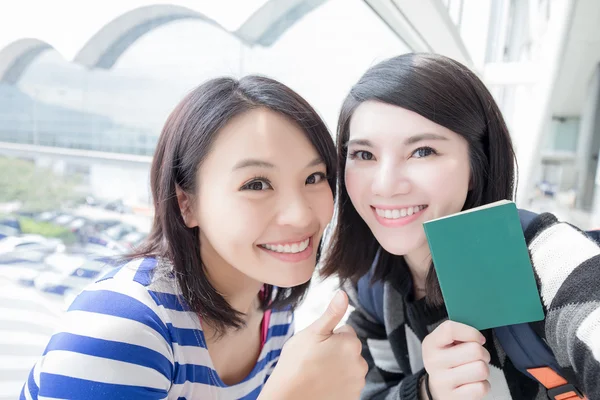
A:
[422,200,544,331]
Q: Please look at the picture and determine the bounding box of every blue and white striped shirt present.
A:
[21,257,294,399]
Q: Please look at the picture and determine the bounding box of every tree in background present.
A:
[0,156,81,211]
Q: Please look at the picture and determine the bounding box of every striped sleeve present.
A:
[20,278,174,400]
[528,217,600,398]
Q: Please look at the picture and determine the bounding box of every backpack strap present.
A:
[493,209,586,399]
[493,324,586,399]
[356,249,385,325]
[518,208,538,232]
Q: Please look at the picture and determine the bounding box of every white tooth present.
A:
[284,244,291,253]
[291,243,299,253]
[376,208,384,217]
[300,239,309,251]
[407,207,414,216]
[392,209,400,219]
[277,244,284,252]
[400,208,407,217]
[384,210,392,218]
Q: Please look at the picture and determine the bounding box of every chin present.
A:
[264,264,315,288]
[374,234,424,257]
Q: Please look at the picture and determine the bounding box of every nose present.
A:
[277,191,314,229]
[371,160,411,198]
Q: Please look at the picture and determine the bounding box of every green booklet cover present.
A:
[422,200,544,330]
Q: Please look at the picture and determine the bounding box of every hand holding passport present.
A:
[423,200,544,331]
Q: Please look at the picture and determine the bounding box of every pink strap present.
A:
[261,309,272,348]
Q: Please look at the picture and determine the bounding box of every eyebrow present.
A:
[346,139,373,148]
[232,156,324,171]
[404,133,448,145]
[346,133,448,147]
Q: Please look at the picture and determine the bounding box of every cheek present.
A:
[425,161,470,209]
[312,187,335,227]
[198,190,266,247]
[344,166,366,204]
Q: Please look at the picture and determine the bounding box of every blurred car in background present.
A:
[34,254,118,296]
[0,234,65,263]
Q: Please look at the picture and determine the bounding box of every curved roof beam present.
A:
[0,38,54,84]
[235,0,327,46]
[0,0,329,83]
[73,4,212,69]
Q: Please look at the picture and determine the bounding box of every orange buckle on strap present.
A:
[527,367,587,400]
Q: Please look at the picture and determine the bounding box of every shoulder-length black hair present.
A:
[322,53,516,305]
[132,75,336,334]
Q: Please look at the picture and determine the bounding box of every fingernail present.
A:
[480,335,486,345]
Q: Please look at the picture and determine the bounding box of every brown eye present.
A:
[412,147,437,158]
[306,172,326,185]
[241,179,272,191]
[349,150,374,160]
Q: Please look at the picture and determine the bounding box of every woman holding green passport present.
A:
[322,53,599,399]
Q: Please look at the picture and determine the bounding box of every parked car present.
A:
[84,235,129,256]
[0,216,21,232]
[67,217,91,233]
[103,223,138,241]
[119,231,147,249]
[0,235,65,263]
[36,211,59,222]
[0,259,50,286]
[104,200,131,214]
[0,223,20,240]
[93,219,121,231]
[34,254,116,295]
[52,214,77,226]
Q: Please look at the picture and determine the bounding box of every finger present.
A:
[306,291,348,338]
[429,320,486,348]
[447,360,489,389]
[333,324,356,335]
[452,380,491,400]
[328,331,363,356]
[435,341,491,369]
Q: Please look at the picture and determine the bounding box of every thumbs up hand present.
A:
[259,291,368,400]
[306,290,351,338]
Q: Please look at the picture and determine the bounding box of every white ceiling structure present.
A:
[0,0,474,85]
[550,0,600,117]
[0,0,327,84]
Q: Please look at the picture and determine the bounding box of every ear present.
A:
[176,186,199,228]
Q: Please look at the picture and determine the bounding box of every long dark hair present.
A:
[322,53,516,305]
[132,75,336,334]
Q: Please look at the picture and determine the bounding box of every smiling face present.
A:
[178,107,334,289]
[344,101,471,262]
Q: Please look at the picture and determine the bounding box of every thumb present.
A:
[307,291,348,338]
